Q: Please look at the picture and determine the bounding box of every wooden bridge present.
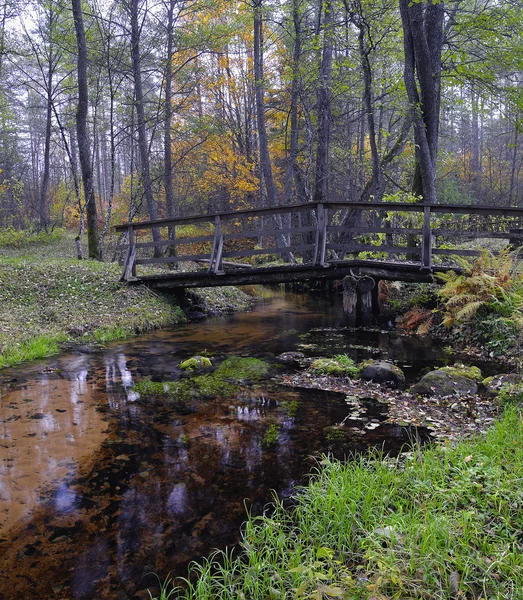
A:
[114,201,523,291]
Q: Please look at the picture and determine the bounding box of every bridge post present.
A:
[208,216,224,274]
[120,225,137,281]
[313,203,328,266]
[421,205,432,271]
[342,275,376,327]
[358,276,375,327]
[342,276,358,326]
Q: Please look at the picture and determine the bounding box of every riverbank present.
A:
[160,404,523,600]
[0,253,252,370]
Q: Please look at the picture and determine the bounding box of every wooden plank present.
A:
[328,226,422,235]
[137,254,210,265]
[115,200,523,233]
[433,229,523,240]
[327,244,420,254]
[194,258,253,268]
[223,226,315,240]
[432,248,481,257]
[222,245,313,259]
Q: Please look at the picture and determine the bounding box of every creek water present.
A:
[0,290,445,600]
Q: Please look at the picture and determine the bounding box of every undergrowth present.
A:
[150,407,523,599]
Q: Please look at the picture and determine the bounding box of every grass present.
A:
[0,258,185,368]
[151,406,523,599]
[0,233,252,369]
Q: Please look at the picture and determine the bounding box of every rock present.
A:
[483,373,521,397]
[179,356,212,371]
[360,360,405,389]
[277,351,305,363]
[410,369,478,397]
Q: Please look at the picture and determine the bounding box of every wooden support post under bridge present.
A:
[342,275,376,327]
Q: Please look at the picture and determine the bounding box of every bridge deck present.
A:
[114,201,523,289]
[131,260,457,290]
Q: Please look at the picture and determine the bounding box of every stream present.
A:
[0,289,450,599]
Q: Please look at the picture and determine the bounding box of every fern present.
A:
[438,249,522,329]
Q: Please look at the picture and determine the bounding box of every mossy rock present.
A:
[179,356,212,371]
[410,368,478,397]
[308,356,360,377]
[214,356,271,382]
[483,373,522,397]
[360,360,405,390]
[132,356,270,404]
[438,363,483,383]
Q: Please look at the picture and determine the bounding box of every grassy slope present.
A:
[162,406,523,600]
[0,234,251,369]
[0,258,185,368]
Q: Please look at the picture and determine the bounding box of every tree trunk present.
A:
[72,0,99,259]
[129,0,161,253]
[253,0,278,208]
[288,0,307,204]
[399,0,444,204]
[313,0,333,205]
[39,52,53,230]
[164,0,175,224]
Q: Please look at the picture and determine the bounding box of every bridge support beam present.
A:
[342,275,377,327]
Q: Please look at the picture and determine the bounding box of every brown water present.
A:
[0,291,439,600]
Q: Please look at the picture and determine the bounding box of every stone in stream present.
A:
[410,365,482,397]
[179,356,212,371]
[360,360,405,389]
[483,373,522,398]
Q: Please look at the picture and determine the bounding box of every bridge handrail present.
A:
[114,201,523,282]
[114,201,523,233]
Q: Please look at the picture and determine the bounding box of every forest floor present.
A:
[0,233,253,369]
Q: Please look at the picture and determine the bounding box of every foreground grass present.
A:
[157,407,523,600]
[0,258,185,368]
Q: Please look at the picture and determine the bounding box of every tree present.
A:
[72,0,100,258]
[399,0,444,203]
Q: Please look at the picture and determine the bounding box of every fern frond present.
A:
[455,300,486,321]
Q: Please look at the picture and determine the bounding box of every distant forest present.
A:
[0,0,522,256]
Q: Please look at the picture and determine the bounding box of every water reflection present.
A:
[0,291,437,599]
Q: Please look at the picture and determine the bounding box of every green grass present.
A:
[0,232,254,369]
[0,257,185,368]
[151,407,523,599]
[0,334,66,369]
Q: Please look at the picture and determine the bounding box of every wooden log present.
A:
[342,276,358,327]
[357,276,375,327]
[359,290,373,327]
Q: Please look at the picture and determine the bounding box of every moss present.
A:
[281,400,299,417]
[214,356,271,381]
[132,356,271,405]
[439,363,483,383]
[309,355,360,377]
[179,356,213,371]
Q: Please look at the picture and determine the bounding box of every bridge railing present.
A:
[114,202,523,282]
